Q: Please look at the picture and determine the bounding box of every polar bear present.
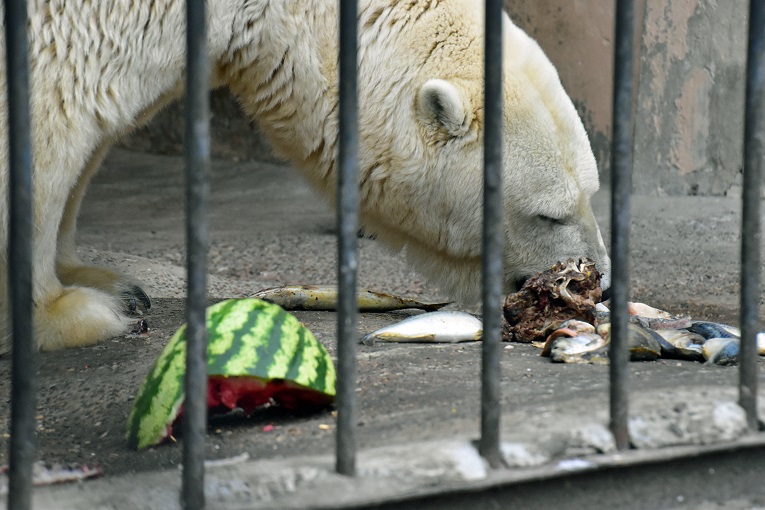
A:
[0,0,610,353]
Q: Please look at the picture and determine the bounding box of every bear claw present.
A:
[122,286,151,313]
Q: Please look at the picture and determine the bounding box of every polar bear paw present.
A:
[36,286,132,351]
[57,264,151,313]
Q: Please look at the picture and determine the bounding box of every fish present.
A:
[541,321,596,356]
[541,320,597,353]
[359,311,482,346]
[655,330,706,362]
[545,333,609,364]
[627,302,674,319]
[596,323,662,362]
[688,321,740,340]
[559,319,596,335]
[252,285,451,312]
[594,301,691,330]
[702,337,740,366]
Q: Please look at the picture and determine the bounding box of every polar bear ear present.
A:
[416,79,472,137]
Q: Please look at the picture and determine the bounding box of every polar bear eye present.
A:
[537,215,568,226]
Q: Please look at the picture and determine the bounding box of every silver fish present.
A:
[702,337,740,366]
[360,311,482,346]
[558,319,596,335]
[252,285,451,312]
[655,330,706,362]
[545,333,609,364]
[541,321,596,356]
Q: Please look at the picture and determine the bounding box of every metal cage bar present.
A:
[609,0,636,451]
[740,0,764,432]
[5,0,36,508]
[336,0,360,477]
[182,0,211,507]
[479,0,504,470]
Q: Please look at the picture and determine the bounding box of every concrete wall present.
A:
[633,0,747,196]
[120,1,750,196]
[507,0,748,196]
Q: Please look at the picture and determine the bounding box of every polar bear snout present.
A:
[513,275,533,291]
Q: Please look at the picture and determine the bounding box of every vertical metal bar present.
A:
[609,0,636,451]
[5,1,36,508]
[335,0,359,477]
[182,0,210,508]
[479,0,504,470]
[740,0,764,432]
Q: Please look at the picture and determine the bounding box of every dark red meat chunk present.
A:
[501,258,602,343]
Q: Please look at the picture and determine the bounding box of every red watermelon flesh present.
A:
[167,376,335,440]
[207,375,335,414]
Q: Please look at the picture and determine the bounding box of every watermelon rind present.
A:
[126,298,336,449]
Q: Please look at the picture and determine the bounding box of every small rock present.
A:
[628,400,747,449]
[568,423,616,454]
[500,442,550,468]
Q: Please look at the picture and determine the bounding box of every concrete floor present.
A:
[1,149,764,509]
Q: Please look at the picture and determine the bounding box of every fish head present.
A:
[549,333,608,364]
[550,333,606,356]
[558,319,596,335]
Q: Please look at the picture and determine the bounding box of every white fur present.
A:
[0,0,610,353]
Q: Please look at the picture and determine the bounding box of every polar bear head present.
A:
[351,0,611,301]
[226,0,611,303]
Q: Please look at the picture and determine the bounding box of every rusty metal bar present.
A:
[739,0,764,432]
[5,0,36,508]
[609,0,636,451]
[336,0,360,476]
[479,0,504,469]
[182,0,211,507]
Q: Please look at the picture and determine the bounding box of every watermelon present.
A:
[126,298,336,449]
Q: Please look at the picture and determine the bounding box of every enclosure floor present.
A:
[1,149,763,509]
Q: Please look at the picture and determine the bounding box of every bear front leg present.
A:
[0,268,132,355]
[0,164,131,355]
[55,143,151,313]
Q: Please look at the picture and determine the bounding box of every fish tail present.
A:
[422,302,453,312]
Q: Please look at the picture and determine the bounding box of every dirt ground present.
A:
[1,149,764,509]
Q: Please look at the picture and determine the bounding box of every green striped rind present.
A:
[126,324,188,450]
[125,298,336,449]
[205,299,335,394]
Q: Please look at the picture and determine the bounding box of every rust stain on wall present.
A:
[672,67,712,176]
[634,0,746,195]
